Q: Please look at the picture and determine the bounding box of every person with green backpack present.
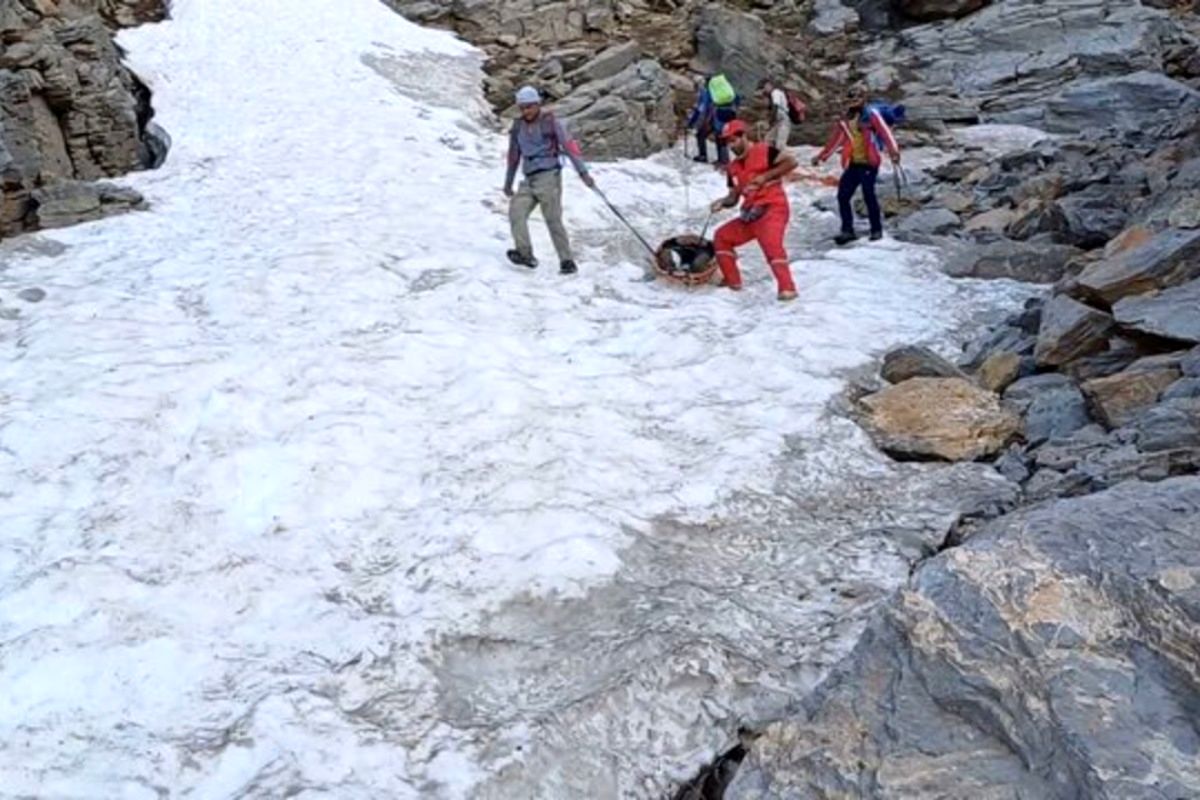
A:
[686,73,740,165]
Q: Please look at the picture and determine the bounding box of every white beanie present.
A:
[515,85,541,105]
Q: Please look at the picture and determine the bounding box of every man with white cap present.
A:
[504,85,595,274]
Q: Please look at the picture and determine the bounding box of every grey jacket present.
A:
[504,112,588,192]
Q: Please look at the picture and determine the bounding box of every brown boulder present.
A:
[977,351,1021,393]
[1082,368,1180,429]
[860,377,1021,461]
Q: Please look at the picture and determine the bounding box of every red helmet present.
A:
[719,120,748,140]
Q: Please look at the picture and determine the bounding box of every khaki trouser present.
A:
[509,169,572,262]
[767,117,791,151]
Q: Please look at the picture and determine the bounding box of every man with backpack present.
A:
[708,120,800,301]
[504,85,594,274]
[811,85,900,245]
[761,79,791,150]
[686,73,740,165]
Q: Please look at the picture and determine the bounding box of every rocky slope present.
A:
[716,2,1200,795]
[0,0,168,236]
[376,0,1200,795]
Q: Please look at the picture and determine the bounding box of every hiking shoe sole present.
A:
[506,249,538,268]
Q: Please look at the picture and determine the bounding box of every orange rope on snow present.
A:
[786,167,839,187]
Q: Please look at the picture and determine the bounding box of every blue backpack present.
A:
[862,101,905,151]
[863,101,905,128]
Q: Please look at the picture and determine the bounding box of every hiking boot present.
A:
[691,155,709,164]
[507,249,537,268]
[559,259,578,275]
[834,231,857,246]
[777,290,798,302]
[869,230,883,241]
[716,278,743,291]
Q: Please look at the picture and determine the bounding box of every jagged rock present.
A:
[1009,173,1064,206]
[691,6,774,95]
[895,208,960,237]
[1031,424,1113,471]
[1003,373,1091,445]
[959,324,1035,372]
[993,446,1030,483]
[1169,192,1200,229]
[944,238,1080,283]
[30,179,145,229]
[1164,378,1200,401]
[1022,465,1091,501]
[1113,279,1200,344]
[1076,228,1200,305]
[962,206,1014,234]
[727,477,1200,800]
[809,0,860,36]
[1053,184,1137,250]
[880,345,966,384]
[937,189,974,214]
[1081,367,1179,429]
[553,60,674,159]
[859,1,1177,129]
[1034,294,1114,367]
[1038,71,1200,135]
[1128,398,1200,453]
[0,0,165,235]
[859,377,1020,461]
[976,351,1020,393]
[566,41,638,85]
[896,0,990,22]
[1062,342,1145,382]
[387,0,617,42]
[1103,224,1154,258]
[1183,347,1200,377]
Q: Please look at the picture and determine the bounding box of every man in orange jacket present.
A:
[812,86,901,245]
[708,120,800,301]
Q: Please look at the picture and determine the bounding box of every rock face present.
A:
[860,377,1020,461]
[729,477,1200,800]
[0,0,167,236]
[859,0,1190,130]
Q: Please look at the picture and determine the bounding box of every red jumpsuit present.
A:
[714,142,796,294]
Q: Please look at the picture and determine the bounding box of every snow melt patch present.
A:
[0,0,1028,796]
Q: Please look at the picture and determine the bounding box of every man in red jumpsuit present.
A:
[708,119,799,301]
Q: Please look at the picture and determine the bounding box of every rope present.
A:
[591,186,657,258]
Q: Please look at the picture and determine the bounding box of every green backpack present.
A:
[708,73,737,107]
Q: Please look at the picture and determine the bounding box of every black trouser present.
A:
[696,106,738,164]
[837,164,881,235]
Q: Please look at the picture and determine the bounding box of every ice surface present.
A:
[0,1,1030,796]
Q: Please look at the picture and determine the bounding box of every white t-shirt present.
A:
[770,88,788,122]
